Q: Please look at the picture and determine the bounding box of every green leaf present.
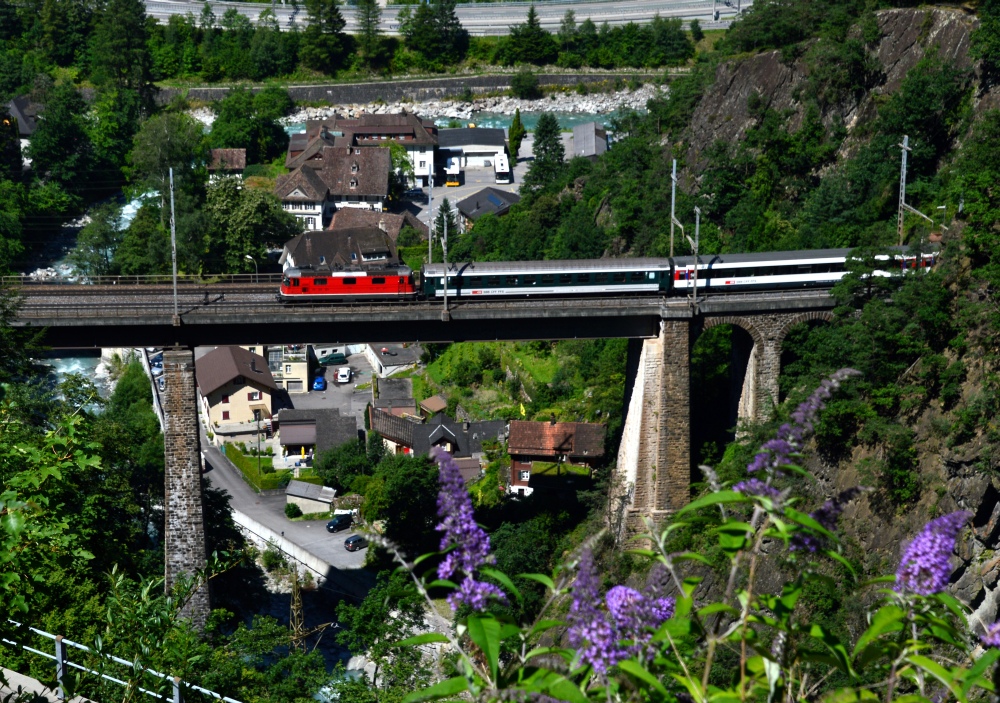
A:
[824,550,858,579]
[961,648,1000,697]
[818,687,879,703]
[467,614,502,683]
[674,551,712,565]
[529,619,564,637]
[394,632,451,647]
[402,676,470,703]
[852,605,905,657]
[718,530,748,555]
[479,566,522,604]
[677,490,748,516]
[809,624,854,677]
[520,670,589,703]
[697,603,739,618]
[906,655,958,699]
[519,573,556,591]
[786,507,836,537]
[619,659,668,697]
[716,521,755,534]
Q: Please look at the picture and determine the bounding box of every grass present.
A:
[505,346,559,385]
[531,461,591,477]
[225,443,283,491]
[290,510,332,522]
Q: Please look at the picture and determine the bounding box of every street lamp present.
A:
[245,254,258,283]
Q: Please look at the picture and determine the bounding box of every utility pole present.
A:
[427,170,434,264]
[686,207,701,312]
[670,159,678,258]
[442,205,450,321]
[897,135,910,244]
[169,167,179,326]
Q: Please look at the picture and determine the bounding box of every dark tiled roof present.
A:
[378,377,413,401]
[286,128,351,170]
[274,167,329,201]
[571,122,608,159]
[335,113,438,147]
[196,346,277,396]
[277,408,359,454]
[370,408,420,446]
[508,421,605,458]
[456,187,521,222]
[283,228,398,270]
[7,96,40,137]
[319,146,391,199]
[454,457,482,484]
[437,128,506,149]
[327,208,428,243]
[368,342,423,367]
[208,148,247,171]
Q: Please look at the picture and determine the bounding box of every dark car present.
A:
[326,514,353,533]
[344,534,368,552]
[318,352,349,366]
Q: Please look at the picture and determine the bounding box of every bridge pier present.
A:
[162,348,209,629]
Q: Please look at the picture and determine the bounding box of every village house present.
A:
[207,148,246,181]
[287,112,438,186]
[274,407,358,469]
[275,146,392,231]
[196,346,278,441]
[437,127,507,168]
[279,227,398,272]
[327,208,428,245]
[365,342,423,378]
[571,122,608,161]
[506,420,606,496]
[455,188,521,232]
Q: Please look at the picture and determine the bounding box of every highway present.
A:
[144,0,751,34]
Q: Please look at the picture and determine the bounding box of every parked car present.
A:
[318,352,348,366]
[150,352,163,364]
[157,377,166,392]
[313,374,327,391]
[336,367,351,384]
[151,366,164,377]
[326,514,353,533]
[344,534,368,552]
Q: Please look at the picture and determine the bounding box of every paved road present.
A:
[201,437,369,573]
[145,0,750,33]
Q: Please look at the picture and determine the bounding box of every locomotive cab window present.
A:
[372,277,385,285]
[314,278,327,286]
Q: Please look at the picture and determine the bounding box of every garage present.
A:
[286,379,305,393]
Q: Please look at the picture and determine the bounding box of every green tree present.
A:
[204,178,299,272]
[502,4,558,65]
[26,83,94,198]
[522,112,564,192]
[128,112,208,220]
[971,0,1000,84]
[558,9,577,49]
[690,18,704,43]
[89,0,154,111]
[70,203,124,277]
[209,87,290,164]
[434,197,457,242]
[510,67,541,99]
[300,0,347,73]
[433,0,468,63]
[508,108,526,160]
[113,204,172,274]
[0,107,19,182]
[400,0,467,67]
[356,0,383,69]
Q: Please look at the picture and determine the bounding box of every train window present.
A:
[505,275,518,285]
[343,278,356,285]
[314,278,328,285]
[487,276,500,286]
[630,272,644,282]
[372,277,385,285]
[559,274,572,284]
[524,275,536,285]
[469,276,482,285]
[612,273,626,283]
[594,273,607,283]
[291,278,300,287]
[541,274,555,284]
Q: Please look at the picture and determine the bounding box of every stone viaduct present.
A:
[11,284,837,625]
[613,310,834,539]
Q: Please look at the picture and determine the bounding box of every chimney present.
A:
[251,359,257,372]
[321,125,329,140]
[550,413,556,426]
[378,218,386,233]
[463,422,470,431]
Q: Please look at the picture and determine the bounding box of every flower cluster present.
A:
[733,478,781,499]
[981,621,1000,648]
[432,447,505,611]
[566,549,675,675]
[745,368,860,478]
[895,511,971,596]
[790,487,864,552]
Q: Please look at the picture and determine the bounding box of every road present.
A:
[144,0,750,34]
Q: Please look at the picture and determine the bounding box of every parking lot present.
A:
[284,351,374,431]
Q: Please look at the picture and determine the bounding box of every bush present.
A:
[510,68,542,99]
[261,544,285,571]
[285,502,303,518]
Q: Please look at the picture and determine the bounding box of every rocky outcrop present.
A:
[684,8,992,172]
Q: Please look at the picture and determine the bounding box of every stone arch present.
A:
[775,311,835,349]
[701,315,766,351]
[699,315,776,425]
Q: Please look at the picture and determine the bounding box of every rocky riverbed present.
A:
[187,84,662,129]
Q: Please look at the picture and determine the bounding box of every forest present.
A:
[4,0,1000,700]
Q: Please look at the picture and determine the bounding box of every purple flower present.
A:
[734,478,780,499]
[567,549,626,675]
[746,369,860,477]
[981,621,1000,648]
[432,447,504,611]
[895,511,971,595]
[790,487,864,552]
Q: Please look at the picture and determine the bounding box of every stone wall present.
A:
[156,73,661,106]
[162,348,209,629]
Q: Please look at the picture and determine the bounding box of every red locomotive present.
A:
[280,266,418,301]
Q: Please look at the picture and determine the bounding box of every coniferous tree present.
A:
[90,0,154,110]
[508,108,526,160]
[690,18,704,44]
[356,0,383,68]
[434,198,457,242]
[504,4,558,65]
[27,84,94,197]
[433,0,468,64]
[300,0,347,72]
[558,9,577,50]
[523,112,564,192]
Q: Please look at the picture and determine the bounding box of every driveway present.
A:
[283,351,374,430]
[201,438,368,573]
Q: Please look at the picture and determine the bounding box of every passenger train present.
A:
[278,248,937,302]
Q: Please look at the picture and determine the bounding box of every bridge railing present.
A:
[1,620,242,703]
[1,273,282,287]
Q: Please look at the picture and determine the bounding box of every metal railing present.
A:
[1,621,243,703]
